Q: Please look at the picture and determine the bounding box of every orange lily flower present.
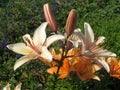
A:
[47,48,101,80]
[72,57,101,81]
[107,57,120,79]
[69,48,101,81]
[47,48,71,79]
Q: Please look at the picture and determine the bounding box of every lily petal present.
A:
[95,49,116,57]
[97,59,110,72]
[14,83,22,90]
[96,36,105,45]
[44,34,65,47]
[14,54,37,71]
[33,22,48,46]
[40,46,52,62]
[84,22,94,49]
[7,43,32,55]
[3,83,11,90]
[74,28,85,41]
[92,75,100,81]
[80,39,86,54]
[73,29,86,53]
[84,22,94,43]
[68,29,82,48]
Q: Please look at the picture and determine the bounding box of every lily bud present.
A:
[43,3,57,33]
[65,9,77,36]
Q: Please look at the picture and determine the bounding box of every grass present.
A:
[0,0,120,89]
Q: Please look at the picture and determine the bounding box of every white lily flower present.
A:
[75,22,116,72]
[7,22,65,71]
[67,29,82,48]
[52,29,81,48]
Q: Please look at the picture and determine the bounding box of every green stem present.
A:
[56,36,69,74]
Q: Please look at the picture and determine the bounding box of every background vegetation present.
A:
[0,0,120,89]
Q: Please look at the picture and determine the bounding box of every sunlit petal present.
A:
[93,64,101,72]
[96,36,105,45]
[7,43,32,55]
[14,54,37,71]
[92,75,100,81]
[33,22,48,46]
[47,67,57,74]
[44,34,65,47]
[84,22,94,43]
[40,46,52,62]
[95,49,116,57]
[97,59,110,72]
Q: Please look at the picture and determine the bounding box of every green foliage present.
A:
[0,0,120,89]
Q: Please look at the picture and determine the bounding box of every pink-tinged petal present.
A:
[74,28,85,41]
[96,36,105,45]
[68,29,82,47]
[84,22,94,47]
[80,39,86,54]
[40,46,52,62]
[97,59,110,72]
[44,34,65,47]
[14,54,37,71]
[94,49,116,57]
[14,83,22,90]
[33,22,48,46]
[7,43,32,55]
[73,29,86,53]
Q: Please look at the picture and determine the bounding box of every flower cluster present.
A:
[6,3,120,84]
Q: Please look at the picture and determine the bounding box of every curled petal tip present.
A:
[43,3,57,32]
[112,53,117,57]
[66,9,77,36]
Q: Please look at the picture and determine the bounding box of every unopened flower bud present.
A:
[65,9,77,36]
[43,3,57,33]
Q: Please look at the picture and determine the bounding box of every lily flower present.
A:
[67,29,82,48]
[47,48,101,80]
[68,48,101,81]
[72,57,101,81]
[75,22,116,72]
[107,57,120,79]
[53,29,82,49]
[7,22,65,71]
